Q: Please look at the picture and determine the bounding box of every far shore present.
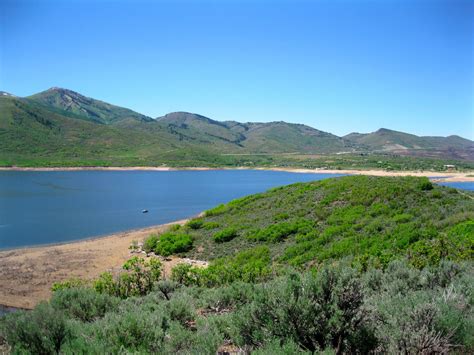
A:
[0,165,472,182]
[0,219,191,310]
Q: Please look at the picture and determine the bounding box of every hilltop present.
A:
[28,87,153,124]
[345,128,474,160]
[0,88,473,168]
[174,175,474,268]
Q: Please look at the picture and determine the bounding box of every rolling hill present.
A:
[28,88,153,124]
[1,87,473,166]
[345,128,474,160]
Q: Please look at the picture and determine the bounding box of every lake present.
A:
[0,170,345,249]
[0,170,472,250]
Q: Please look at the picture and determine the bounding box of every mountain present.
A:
[157,112,355,154]
[345,128,474,160]
[1,88,473,166]
[28,87,153,124]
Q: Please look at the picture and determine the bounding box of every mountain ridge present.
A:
[1,87,473,165]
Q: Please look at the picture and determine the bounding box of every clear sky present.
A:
[1,0,473,139]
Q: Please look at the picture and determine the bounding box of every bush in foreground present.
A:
[2,260,473,354]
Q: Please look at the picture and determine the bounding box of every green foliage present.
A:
[144,231,193,256]
[0,303,71,354]
[248,219,314,242]
[50,287,119,322]
[214,227,238,243]
[172,246,272,287]
[205,204,228,217]
[4,261,472,353]
[154,232,193,256]
[92,257,162,298]
[51,278,89,292]
[182,176,474,268]
[419,178,434,191]
[143,234,158,253]
[203,221,220,229]
[232,267,374,353]
[186,218,204,230]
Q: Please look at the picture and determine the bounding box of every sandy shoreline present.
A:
[0,166,472,182]
[0,219,190,309]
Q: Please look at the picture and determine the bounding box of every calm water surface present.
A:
[0,170,345,249]
[0,170,472,250]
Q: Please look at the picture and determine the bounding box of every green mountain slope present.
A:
[176,176,474,268]
[1,88,473,166]
[345,128,474,160]
[0,95,203,166]
[28,87,153,124]
[157,112,358,154]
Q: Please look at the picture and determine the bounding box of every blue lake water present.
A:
[0,170,345,249]
[438,182,474,191]
[0,170,472,250]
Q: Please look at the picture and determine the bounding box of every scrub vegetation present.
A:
[1,176,473,353]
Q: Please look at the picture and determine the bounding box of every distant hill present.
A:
[1,87,473,166]
[28,87,153,124]
[157,111,355,153]
[345,128,474,160]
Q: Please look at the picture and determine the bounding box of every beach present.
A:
[0,219,189,309]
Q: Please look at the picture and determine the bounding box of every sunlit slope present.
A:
[28,87,153,124]
[182,175,474,267]
[345,128,474,160]
[0,96,206,166]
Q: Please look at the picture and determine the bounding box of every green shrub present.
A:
[0,303,71,354]
[154,232,193,256]
[143,234,158,253]
[50,287,119,322]
[214,227,238,243]
[203,221,220,230]
[248,219,313,243]
[92,308,168,353]
[205,204,228,217]
[93,257,162,298]
[232,267,376,353]
[51,278,89,292]
[419,178,434,191]
[186,218,204,230]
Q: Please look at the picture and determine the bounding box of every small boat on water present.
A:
[142,209,148,213]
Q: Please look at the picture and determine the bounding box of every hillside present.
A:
[168,176,474,268]
[28,88,153,124]
[157,111,355,153]
[2,176,473,353]
[345,128,474,160]
[1,88,473,167]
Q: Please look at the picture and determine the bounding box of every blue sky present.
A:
[1,0,473,139]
